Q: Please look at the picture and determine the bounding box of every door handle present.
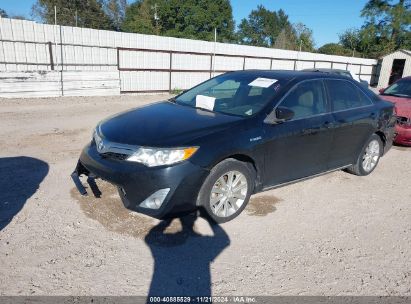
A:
[323,121,333,128]
[370,112,377,119]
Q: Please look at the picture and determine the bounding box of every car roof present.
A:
[302,68,350,74]
[226,69,351,82]
[397,76,411,81]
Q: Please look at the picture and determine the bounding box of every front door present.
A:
[262,79,335,187]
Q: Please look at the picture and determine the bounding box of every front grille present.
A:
[397,116,411,126]
[101,152,128,161]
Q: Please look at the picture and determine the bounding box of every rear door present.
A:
[324,79,376,169]
[262,79,335,187]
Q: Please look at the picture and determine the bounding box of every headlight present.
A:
[126,147,198,167]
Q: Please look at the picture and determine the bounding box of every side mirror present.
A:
[379,88,385,94]
[264,106,294,124]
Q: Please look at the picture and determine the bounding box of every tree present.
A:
[273,25,298,50]
[123,0,236,42]
[317,43,352,56]
[294,22,315,52]
[122,0,157,34]
[31,0,114,30]
[0,8,8,18]
[104,0,127,31]
[339,28,361,56]
[237,6,314,51]
[237,6,294,48]
[360,0,411,55]
[238,5,278,47]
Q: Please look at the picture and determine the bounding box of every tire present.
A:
[346,134,383,176]
[197,158,255,223]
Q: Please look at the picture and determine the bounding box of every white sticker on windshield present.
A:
[248,77,278,88]
[195,95,215,111]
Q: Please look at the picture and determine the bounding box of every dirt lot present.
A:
[0,95,410,296]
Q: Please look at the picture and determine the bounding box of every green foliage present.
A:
[294,22,315,52]
[237,6,314,51]
[122,0,158,34]
[31,0,114,30]
[273,26,298,50]
[123,0,236,42]
[238,6,293,48]
[0,8,8,18]
[237,5,281,47]
[170,87,183,94]
[317,43,352,56]
[339,28,362,56]
[358,0,411,57]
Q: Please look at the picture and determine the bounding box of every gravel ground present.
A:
[0,95,410,296]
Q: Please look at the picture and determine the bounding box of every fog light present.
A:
[139,188,170,209]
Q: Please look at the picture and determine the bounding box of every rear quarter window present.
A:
[325,79,373,111]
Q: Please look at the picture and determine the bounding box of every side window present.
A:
[325,80,372,111]
[279,80,327,120]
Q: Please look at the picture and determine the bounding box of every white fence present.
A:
[0,17,379,97]
[0,71,120,98]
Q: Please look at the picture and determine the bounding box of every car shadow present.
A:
[0,156,49,231]
[393,143,410,151]
[144,213,230,296]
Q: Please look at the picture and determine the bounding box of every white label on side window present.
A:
[248,77,278,88]
[195,95,215,111]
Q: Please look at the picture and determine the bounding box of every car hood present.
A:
[380,95,411,118]
[99,101,243,146]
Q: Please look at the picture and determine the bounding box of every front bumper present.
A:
[74,143,209,219]
[394,125,411,146]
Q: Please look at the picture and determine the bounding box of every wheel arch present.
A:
[375,130,387,149]
[219,153,262,193]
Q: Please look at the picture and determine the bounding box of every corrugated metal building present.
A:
[377,49,411,88]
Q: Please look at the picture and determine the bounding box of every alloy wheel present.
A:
[209,170,248,218]
[362,139,380,172]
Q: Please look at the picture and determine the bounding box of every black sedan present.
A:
[72,70,396,223]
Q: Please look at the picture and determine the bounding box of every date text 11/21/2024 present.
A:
[147,296,257,303]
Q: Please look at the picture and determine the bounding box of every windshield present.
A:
[174,73,283,117]
[383,79,411,98]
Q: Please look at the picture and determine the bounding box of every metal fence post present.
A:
[59,25,64,96]
[48,42,54,70]
[169,52,172,92]
[209,54,213,78]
